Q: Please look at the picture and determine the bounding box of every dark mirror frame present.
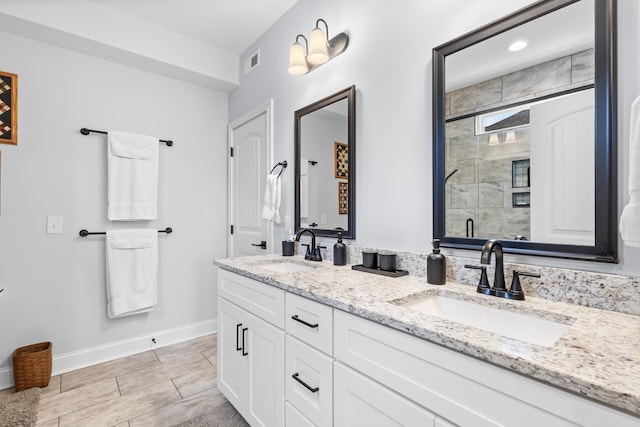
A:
[294,85,356,238]
[432,0,618,262]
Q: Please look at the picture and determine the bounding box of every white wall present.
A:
[0,31,228,380]
[301,114,348,230]
[229,0,640,276]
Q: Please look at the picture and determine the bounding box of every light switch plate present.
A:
[47,216,63,234]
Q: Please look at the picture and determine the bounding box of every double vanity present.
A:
[214,255,640,427]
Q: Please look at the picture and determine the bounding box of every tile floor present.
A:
[2,334,224,426]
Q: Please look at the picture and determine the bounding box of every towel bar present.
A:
[80,128,173,146]
[79,227,173,237]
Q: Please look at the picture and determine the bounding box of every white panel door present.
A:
[228,102,273,257]
[530,89,595,245]
[334,362,436,427]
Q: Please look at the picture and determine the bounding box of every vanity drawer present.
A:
[285,335,333,427]
[285,402,316,427]
[218,269,285,328]
[285,293,333,355]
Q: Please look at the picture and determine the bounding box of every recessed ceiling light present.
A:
[507,40,528,52]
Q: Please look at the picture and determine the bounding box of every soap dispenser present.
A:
[427,239,446,285]
[333,232,347,266]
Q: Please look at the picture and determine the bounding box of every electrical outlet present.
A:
[46,216,63,234]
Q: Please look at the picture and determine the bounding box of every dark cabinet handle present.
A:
[291,315,319,329]
[251,241,267,250]
[241,327,248,356]
[236,323,242,351]
[292,373,319,393]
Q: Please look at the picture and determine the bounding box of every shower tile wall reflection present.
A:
[444,48,594,241]
[445,125,530,239]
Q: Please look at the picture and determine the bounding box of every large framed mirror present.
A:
[433,0,617,262]
[295,85,356,238]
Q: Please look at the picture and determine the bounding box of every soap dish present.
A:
[351,264,409,278]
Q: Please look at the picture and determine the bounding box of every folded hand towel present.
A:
[106,229,158,318]
[620,94,640,247]
[108,131,159,221]
[300,158,309,176]
[261,173,281,224]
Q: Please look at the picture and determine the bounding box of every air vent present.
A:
[242,49,261,77]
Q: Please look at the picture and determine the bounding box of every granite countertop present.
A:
[214,255,640,417]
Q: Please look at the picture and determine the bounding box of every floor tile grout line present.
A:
[35,335,217,427]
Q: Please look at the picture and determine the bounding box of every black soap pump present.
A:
[427,239,446,285]
[333,232,347,266]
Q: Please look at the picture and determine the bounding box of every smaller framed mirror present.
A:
[295,85,356,238]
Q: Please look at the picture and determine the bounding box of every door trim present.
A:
[227,100,274,256]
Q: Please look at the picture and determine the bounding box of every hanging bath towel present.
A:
[108,131,159,221]
[106,229,158,318]
[620,94,640,247]
[261,172,281,224]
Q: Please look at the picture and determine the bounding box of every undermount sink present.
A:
[259,261,313,273]
[395,294,572,347]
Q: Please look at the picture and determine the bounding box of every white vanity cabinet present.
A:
[284,293,334,427]
[334,361,436,427]
[333,310,639,427]
[216,266,639,427]
[217,270,285,427]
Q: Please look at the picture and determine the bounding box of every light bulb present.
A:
[288,42,308,75]
[307,27,329,65]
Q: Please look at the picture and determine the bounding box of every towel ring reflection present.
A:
[270,160,288,178]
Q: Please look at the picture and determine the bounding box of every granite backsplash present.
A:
[305,240,640,316]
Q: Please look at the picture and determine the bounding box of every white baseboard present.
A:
[0,318,217,390]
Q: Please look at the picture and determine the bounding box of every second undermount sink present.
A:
[259,261,313,273]
[395,294,572,347]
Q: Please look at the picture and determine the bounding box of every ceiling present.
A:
[446,0,593,91]
[94,0,298,55]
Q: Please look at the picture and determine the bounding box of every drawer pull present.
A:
[292,373,319,393]
[291,315,319,329]
[236,323,243,351]
[242,327,248,356]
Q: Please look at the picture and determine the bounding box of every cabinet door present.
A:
[245,310,285,427]
[217,297,246,411]
[334,362,435,427]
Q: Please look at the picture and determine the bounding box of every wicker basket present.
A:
[12,342,52,391]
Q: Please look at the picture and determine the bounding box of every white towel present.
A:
[108,131,159,221]
[106,229,158,318]
[300,158,309,218]
[261,173,281,224]
[620,94,640,247]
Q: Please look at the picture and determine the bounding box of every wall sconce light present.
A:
[487,130,518,146]
[288,18,349,75]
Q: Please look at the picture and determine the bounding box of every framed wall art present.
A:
[0,70,17,145]
[338,181,348,215]
[334,141,348,179]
